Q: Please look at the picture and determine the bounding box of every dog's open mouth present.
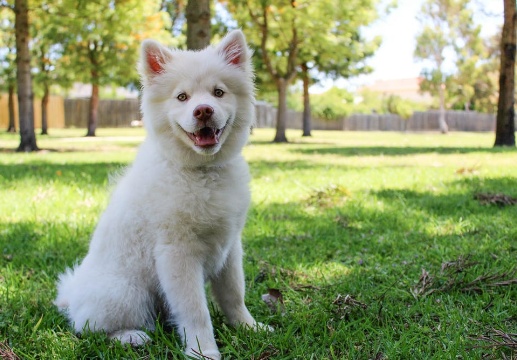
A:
[186,126,225,148]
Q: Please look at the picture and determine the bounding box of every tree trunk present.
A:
[14,0,38,152]
[494,0,516,147]
[438,82,448,134]
[86,83,99,137]
[186,0,211,50]
[41,85,49,135]
[301,63,312,137]
[273,78,288,143]
[7,85,16,133]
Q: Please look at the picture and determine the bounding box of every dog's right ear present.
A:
[138,40,173,81]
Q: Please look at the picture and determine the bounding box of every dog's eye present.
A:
[177,93,188,102]
[213,88,224,98]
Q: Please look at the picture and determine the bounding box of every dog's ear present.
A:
[139,40,173,80]
[217,30,249,67]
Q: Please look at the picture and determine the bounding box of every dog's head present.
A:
[138,30,254,166]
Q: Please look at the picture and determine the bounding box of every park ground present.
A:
[0,128,516,359]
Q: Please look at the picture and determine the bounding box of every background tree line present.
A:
[0,0,515,151]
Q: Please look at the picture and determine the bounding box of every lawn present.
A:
[1,128,516,359]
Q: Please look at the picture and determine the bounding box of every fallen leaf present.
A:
[0,342,20,360]
[332,294,367,320]
[474,193,517,207]
[469,328,517,351]
[261,288,285,315]
[456,167,479,175]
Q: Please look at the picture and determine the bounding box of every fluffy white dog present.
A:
[55,30,265,359]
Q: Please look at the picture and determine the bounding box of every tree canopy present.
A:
[414,0,500,133]
[228,0,381,142]
[57,0,170,135]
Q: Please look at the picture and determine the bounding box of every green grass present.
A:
[1,128,516,359]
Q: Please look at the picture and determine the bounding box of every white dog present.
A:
[55,30,266,359]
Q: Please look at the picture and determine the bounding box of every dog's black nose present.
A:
[193,105,214,122]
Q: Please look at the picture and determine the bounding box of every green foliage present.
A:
[54,0,171,88]
[296,0,380,80]
[282,86,353,121]
[340,89,426,117]
[308,87,354,120]
[385,94,413,119]
[283,87,424,121]
[229,0,380,83]
[414,0,496,112]
[454,33,499,113]
[227,0,382,140]
[229,0,298,79]
[30,1,73,98]
[351,88,387,114]
[1,129,516,358]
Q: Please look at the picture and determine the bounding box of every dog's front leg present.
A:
[211,240,258,329]
[155,244,220,359]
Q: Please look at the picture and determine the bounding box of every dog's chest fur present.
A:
[102,139,251,278]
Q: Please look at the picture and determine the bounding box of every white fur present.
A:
[55,30,266,359]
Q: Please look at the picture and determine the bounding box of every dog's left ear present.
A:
[217,30,249,67]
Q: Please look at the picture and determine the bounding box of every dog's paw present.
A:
[185,347,221,360]
[253,322,274,333]
[110,330,151,346]
[239,321,273,333]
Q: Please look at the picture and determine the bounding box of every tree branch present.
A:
[0,0,14,10]
[246,0,277,80]
[285,16,299,82]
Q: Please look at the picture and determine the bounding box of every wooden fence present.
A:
[0,95,502,132]
[0,94,64,129]
[64,98,141,128]
[255,102,498,132]
[409,111,496,131]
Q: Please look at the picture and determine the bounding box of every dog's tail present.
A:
[54,267,77,310]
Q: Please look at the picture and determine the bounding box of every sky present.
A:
[324,0,505,91]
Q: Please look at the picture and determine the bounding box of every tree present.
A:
[307,86,354,120]
[232,0,300,143]
[300,63,312,136]
[414,0,461,134]
[494,0,516,147]
[0,6,17,133]
[415,0,492,132]
[59,0,169,136]
[31,2,73,135]
[229,0,380,142]
[186,0,210,50]
[14,0,38,151]
[386,94,413,120]
[447,3,484,111]
[469,32,500,114]
[297,0,380,136]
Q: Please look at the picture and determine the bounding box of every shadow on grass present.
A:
[0,162,127,186]
[0,220,92,274]
[247,159,354,179]
[245,175,517,271]
[291,146,517,157]
[0,144,140,153]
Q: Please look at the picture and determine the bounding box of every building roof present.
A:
[362,77,432,103]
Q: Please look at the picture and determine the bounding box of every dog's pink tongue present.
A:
[194,127,218,147]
